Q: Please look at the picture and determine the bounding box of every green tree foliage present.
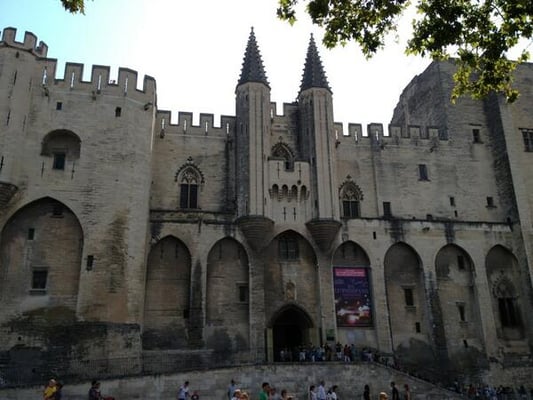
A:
[60,0,90,14]
[278,0,533,102]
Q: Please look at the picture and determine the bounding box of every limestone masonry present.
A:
[0,26,532,387]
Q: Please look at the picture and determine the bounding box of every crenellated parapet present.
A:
[0,27,48,57]
[155,110,236,139]
[44,63,157,103]
[335,121,449,150]
[1,28,156,104]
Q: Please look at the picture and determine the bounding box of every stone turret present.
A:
[298,35,340,252]
[235,28,274,250]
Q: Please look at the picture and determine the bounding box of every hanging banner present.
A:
[333,267,372,327]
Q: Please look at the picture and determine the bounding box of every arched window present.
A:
[271,142,295,171]
[179,168,199,209]
[493,276,521,327]
[175,157,204,210]
[41,130,81,171]
[278,233,299,260]
[339,178,363,218]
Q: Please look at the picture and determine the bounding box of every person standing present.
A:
[363,384,370,400]
[43,379,57,400]
[309,385,317,400]
[178,381,190,400]
[88,381,102,400]
[330,385,338,400]
[390,382,399,400]
[403,384,411,400]
[228,379,237,400]
[259,382,270,400]
[317,381,327,400]
[53,382,63,400]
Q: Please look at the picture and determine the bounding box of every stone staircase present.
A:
[0,362,467,400]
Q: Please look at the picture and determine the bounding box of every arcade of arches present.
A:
[0,208,529,373]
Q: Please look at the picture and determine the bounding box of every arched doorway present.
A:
[270,305,313,361]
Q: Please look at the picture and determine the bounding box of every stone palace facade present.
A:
[0,26,532,385]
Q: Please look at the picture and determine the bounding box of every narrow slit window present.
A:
[418,164,429,180]
[457,304,466,322]
[472,129,481,143]
[383,202,392,218]
[115,107,122,117]
[404,288,414,306]
[522,129,533,152]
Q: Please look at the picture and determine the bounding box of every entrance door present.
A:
[271,306,313,361]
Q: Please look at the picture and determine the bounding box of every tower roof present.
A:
[299,34,331,93]
[237,28,269,87]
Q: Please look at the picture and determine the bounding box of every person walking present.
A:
[178,381,190,400]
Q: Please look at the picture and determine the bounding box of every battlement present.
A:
[0,27,48,57]
[51,62,157,98]
[1,27,156,102]
[155,110,236,138]
[336,122,448,148]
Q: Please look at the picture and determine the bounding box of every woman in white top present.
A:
[309,385,318,400]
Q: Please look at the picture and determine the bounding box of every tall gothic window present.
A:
[179,168,199,209]
[494,277,521,328]
[176,158,204,210]
[340,179,363,218]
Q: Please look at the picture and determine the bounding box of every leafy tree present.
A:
[60,0,90,14]
[278,0,533,102]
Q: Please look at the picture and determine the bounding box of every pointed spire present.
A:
[238,27,269,87]
[299,34,331,93]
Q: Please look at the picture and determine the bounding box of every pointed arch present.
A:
[269,303,315,361]
[434,244,484,364]
[175,157,204,209]
[206,238,249,323]
[205,237,250,352]
[332,241,373,328]
[41,130,81,170]
[271,142,295,171]
[268,303,314,328]
[332,241,370,266]
[143,235,192,350]
[486,245,524,339]
[384,242,431,365]
[262,230,318,342]
[0,197,83,310]
[339,176,363,218]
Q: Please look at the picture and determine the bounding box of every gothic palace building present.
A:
[0,26,532,384]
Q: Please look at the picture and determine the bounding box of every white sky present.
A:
[1,0,432,130]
